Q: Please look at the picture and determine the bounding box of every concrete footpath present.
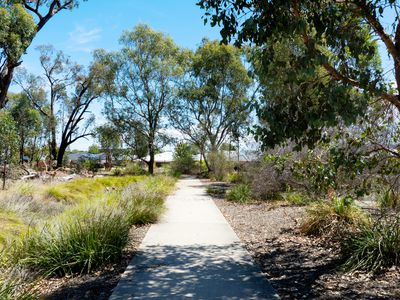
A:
[110,178,279,300]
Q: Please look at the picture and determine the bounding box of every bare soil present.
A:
[36,225,150,300]
[214,197,400,300]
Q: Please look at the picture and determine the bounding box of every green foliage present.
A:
[16,203,130,275]
[11,176,175,276]
[96,124,121,168]
[226,184,252,203]
[378,189,400,211]
[88,144,100,154]
[171,143,195,175]
[0,3,35,63]
[226,172,244,184]
[0,209,25,249]
[0,111,19,189]
[170,40,252,169]
[100,24,183,174]
[208,151,233,181]
[341,215,400,273]
[301,196,369,239]
[280,191,310,206]
[45,176,141,203]
[0,271,37,300]
[123,163,147,176]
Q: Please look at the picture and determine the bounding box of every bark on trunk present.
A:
[56,144,67,168]
[148,149,155,175]
[0,64,14,109]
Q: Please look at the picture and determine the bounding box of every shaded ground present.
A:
[213,197,400,300]
[36,225,150,300]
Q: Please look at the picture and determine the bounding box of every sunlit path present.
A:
[109,177,279,300]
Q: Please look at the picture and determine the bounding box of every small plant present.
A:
[301,196,369,239]
[123,163,146,176]
[226,172,244,184]
[112,168,123,176]
[378,189,399,211]
[226,184,252,203]
[341,215,400,273]
[0,270,37,300]
[281,191,310,206]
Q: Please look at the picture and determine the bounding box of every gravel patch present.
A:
[214,198,400,300]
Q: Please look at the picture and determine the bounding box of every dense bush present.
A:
[170,143,195,175]
[341,215,400,273]
[301,196,369,239]
[208,151,233,181]
[226,184,252,203]
[123,163,147,176]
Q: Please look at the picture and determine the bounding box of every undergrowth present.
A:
[226,184,252,203]
[301,196,369,240]
[341,214,400,273]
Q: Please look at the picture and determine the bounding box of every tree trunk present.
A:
[50,124,57,161]
[56,143,67,169]
[148,149,155,175]
[2,160,6,190]
[0,64,14,109]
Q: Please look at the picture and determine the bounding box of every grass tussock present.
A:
[301,196,369,239]
[0,268,37,300]
[0,210,26,249]
[10,175,175,276]
[45,175,143,203]
[341,215,400,273]
[280,191,311,206]
[226,184,252,203]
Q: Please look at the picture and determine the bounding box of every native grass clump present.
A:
[1,175,175,279]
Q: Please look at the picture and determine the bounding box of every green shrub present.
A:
[208,151,233,181]
[301,196,369,239]
[281,191,311,206]
[226,184,252,203]
[341,215,400,273]
[123,163,146,176]
[13,175,175,276]
[378,189,399,211]
[171,143,195,175]
[15,204,130,276]
[112,168,123,176]
[0,274,37,300]
[226,172,244,184]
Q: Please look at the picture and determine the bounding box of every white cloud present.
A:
[68,25,102,53]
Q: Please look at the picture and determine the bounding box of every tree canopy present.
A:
[199,0,400,149]
[0,0,82,109]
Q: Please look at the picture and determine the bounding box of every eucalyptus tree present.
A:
[100,24,183,174]
[199,0,398,149]
[96,124,121,169]
[0,0,83,109]
[0,111,18,189]
[9,92,42,163]
[170,40,251,171]
[17,46,104,168]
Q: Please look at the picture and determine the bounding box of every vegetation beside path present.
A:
[0,175,176,299]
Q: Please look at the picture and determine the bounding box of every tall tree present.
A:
[170,40,251,171]
[9,92,42,163]
[17,46,103,168]
[0,111,18,189]
[199,0,400,148]
[16,45,80,161]
[0,0,82,109]
[101,24,183,174]
[96,124,121,169]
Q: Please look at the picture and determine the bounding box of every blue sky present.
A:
[14,0,221,151]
